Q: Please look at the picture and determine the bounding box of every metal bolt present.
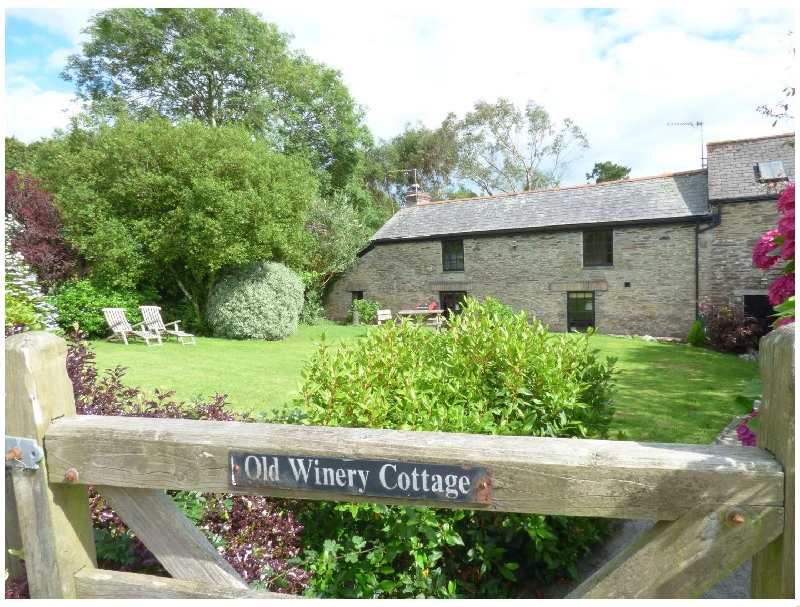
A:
[726,508,747,526]
[64,468,79,483]
[233,464,241,473]
[5,447,23,461]
[477,480,486,490]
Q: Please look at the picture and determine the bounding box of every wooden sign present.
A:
[230,452,492,504]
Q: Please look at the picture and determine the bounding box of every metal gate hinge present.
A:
[5,436,44,470]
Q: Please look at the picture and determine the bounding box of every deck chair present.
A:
[140,306,196,345]
[102,308,163,346]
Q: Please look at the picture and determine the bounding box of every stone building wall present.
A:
[706,133,795,201]
[698,199,783,305]
[327,222,699,337]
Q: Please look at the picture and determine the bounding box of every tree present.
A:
[365,121,459,204]
[5,171,81,290]
[446,98,589,196]
[34,116,319,328]
[757,30,794,128]
[61,8,371,192]
[303,192,373,290]
[586,161,631,183]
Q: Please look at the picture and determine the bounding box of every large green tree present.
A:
[34,116,319,327]
[61,8,371,192]
[446,98,589,195]
[586,161,631,183]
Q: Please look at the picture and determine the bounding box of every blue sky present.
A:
[3,5,796,187]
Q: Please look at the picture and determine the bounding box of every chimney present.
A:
[404,183,431,207]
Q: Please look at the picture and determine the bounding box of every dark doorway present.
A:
[440,291,467,316]
[744,295,775,339]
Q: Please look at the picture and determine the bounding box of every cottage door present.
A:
[567,292,595,332]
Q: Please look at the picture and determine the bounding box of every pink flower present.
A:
[753,229,781,269]
[776,317,795,327]
[737,423,757,447]
[777,183,795,213]
[782,237,795,261]
[778,207,795,241]
[768,273,795,306]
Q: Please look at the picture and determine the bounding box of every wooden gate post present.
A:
[751,323,794,599]
[5,331,96,598]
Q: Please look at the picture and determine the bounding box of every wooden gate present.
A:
[5,327,794,599]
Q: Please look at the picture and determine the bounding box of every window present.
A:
[583,230,613,266]
[440,291,467,316]
[757,161,787,182]
[442,240,464,271]
[567,292,595,332]
[351,291,364,304]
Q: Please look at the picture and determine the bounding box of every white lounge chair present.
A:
[140,305,196,345]
[102,308,163,346]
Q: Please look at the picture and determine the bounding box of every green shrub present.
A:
[297,272,326,326]
[293,297,616,598]
[206,260,304,340]
[686,319,706,347]
[47,279,150,338]
[351,297,381,324]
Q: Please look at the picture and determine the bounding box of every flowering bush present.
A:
[753,183,795,325]
[5,215,59,333]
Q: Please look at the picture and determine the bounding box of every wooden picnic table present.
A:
[396,309,445,326]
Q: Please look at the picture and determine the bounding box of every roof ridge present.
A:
[707,132,795,148]
[419,169,708,207]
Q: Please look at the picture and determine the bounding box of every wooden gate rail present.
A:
[44,415,784,520]
[5,328,795,599]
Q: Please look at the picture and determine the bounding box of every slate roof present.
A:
[372,170,711,243]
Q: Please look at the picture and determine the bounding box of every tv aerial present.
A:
[668,121,706,168]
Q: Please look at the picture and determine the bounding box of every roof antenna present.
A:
[387,169,419,207]
[668,121,706,168]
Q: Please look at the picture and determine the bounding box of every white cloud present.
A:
[3,5,795,184]
[5,79,80,143]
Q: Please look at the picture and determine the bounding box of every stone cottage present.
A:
[326,133,794,338]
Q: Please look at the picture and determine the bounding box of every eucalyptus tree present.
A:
[447,98,589,195]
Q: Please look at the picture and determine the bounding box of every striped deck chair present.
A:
[102,308,163,346]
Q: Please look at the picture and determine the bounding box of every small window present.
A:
[351,291,364,304]
[583,230,613,267]
[442,240,464,271]
[758,161,787,182]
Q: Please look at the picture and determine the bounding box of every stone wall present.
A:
[707,133,795,201]
[698,199,783,305]
[327,223,699,337]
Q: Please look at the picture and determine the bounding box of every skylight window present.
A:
[758,161,787,182]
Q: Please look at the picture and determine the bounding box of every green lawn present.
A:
[586,334,758,443]
[88,326,759,444]
[89,323,368,418]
